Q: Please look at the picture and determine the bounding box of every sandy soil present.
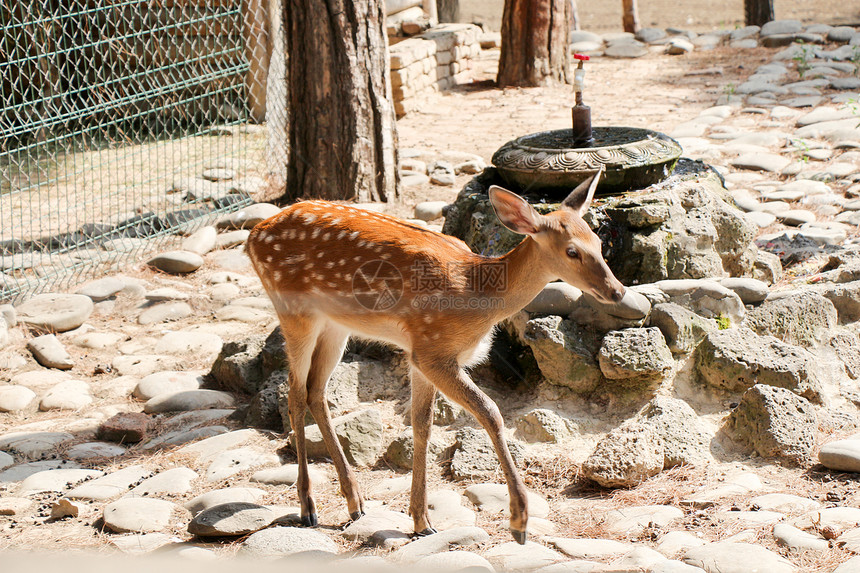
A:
[391,43,767,218]
[459,0,860,34]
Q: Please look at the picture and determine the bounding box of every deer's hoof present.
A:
[417,527,438,537]
[349,510,365,522]
[301,513,318,527]
[511,528,527,545]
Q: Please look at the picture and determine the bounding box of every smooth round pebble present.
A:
[135,371,204,400]
[819,439,860,473]
[138,302,193,325]
[240,526,339,558]
[184,487,267,516]
[15,293,94,332]
[66,442,127,460]
[144,389,235,413]
[103,498,179,533]
[0,386,37,413]
[188,502,276,537]
[147,251,204,274]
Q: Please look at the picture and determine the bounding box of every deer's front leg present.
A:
[415,357,529,544]
[409,367,437,536]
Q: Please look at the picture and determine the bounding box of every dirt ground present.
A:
[459,0,860,34]
[4,10,860,572]
[392,42,770,218]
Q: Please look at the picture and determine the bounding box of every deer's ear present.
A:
[562,166,605,216]
[488,185,542,236]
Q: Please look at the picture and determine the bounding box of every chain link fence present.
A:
[0,0,287,304]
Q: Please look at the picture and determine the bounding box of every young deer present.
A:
[246,167,624,544]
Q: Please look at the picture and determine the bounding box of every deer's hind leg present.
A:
[305,323,365,521]
[280,314,323,527]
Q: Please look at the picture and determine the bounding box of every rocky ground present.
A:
[3,19,860,573]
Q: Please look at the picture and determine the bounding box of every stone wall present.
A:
[389,23,482,116]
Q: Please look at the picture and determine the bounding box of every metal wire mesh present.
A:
[0,0,286,303]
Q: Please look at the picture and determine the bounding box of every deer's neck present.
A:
[479,237,553,322]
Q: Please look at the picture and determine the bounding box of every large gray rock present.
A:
[604,505,683,536]
[0,386,37,413]
[605,41,649,58]
[393,526,490,563]
[819,439,860,473]
[649,302,717,354]
[39,380,92,411]
[760,19,803,36]
[182,226,218,255]
[655,279,746,326]
[639,396,713,467]
[204,446,279,482]
[15,293,94,332]
[442,168,758,287]
[184,487,267,516]
[103,498,180,533]
[717,277,769,304]
[485,541,565,571]
[449,427,526,480]
[683,542,794,573]
[298,408,384,467]
[524,282,582,315]
[18,468,103,495]
[0,431,74,458]
[188,502,276,537]
[134,371,204,400]
[137,302,193,325]
[27,334,74,369]
[515,408,573,443]
[208,335,268,394]
[743,292,837,347]
[815,280,860,324]
[581,422,665,488]
[143,389,235,413]
[463,483,550,517]
[383,427,446,470]
[597,328,674,382]
[695,328,822,402]
[727,384,817,466]
[128,467,198,497]
[217,203,281,230]
[521,316,603,393]
[341,508,413,543]
[66,465,152,500]
[146,251,204,274]
[75,277,126,301]
[240,526,338,558]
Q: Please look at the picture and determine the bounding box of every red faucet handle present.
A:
[573,53,590,61]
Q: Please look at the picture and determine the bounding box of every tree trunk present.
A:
[497,0,571,88]
[570,0,580,31]
[744,0,774,26]
[621,0,640,33]
[437,0,459,22]
[280,0,399,203]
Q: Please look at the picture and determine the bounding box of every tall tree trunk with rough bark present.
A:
[497,0,571,88]
[622,0,640,33]
[437,0,458,22]
[280,0,399,203]
[744,0,774,26]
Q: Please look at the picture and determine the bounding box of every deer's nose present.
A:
[611,288,625,303]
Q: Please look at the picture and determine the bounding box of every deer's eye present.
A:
[566,247,580,259]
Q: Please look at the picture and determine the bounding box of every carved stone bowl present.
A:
[491,126,683,195]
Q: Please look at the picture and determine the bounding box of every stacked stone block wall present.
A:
[389,23,482,116]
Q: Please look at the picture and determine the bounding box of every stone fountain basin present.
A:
[491,126,683,195]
